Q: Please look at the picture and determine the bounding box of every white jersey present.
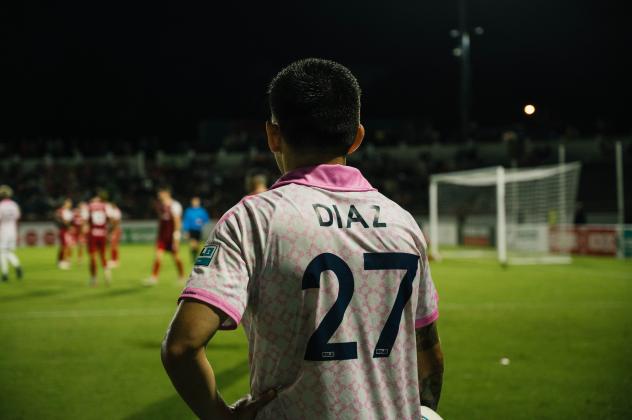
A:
[0,199,21,249]
[181,165,438,420]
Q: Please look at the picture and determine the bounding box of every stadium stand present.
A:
[1,121,630,222]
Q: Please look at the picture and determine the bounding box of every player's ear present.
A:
[266,120,282,153]
[347,124,365,156]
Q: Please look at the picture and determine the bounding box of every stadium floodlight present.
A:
[524,104,536,115]
[429,163,581,265]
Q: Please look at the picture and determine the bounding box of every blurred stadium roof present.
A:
[3,0,630,137]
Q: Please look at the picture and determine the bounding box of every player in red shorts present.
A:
[55,198,74,270]
[85,192,112,286]
[108,203,122,268]
[144,187,185,285]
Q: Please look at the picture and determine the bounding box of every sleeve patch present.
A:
[195,244,219,266]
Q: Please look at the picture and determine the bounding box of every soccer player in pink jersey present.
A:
[162,59,444,419]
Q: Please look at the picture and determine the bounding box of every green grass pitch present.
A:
[1,245,631,419]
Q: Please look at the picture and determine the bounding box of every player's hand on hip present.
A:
[229,389,277,420]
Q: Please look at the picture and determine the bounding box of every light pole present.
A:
[451,0,483,142]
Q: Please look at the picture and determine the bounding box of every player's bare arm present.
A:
[173,212,182,250]
[161,300,276,420]
[416,321,444,411]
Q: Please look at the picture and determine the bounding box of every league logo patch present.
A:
[194,244,219,266]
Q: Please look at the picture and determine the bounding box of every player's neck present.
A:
[281,154,346,174]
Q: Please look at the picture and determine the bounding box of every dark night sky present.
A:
[3,0,630,138]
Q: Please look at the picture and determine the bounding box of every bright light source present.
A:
[524,104,536,116]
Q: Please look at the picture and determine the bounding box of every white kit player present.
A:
[162,59,444,420]
[0,185,23,282]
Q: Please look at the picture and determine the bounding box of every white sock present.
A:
[6,251,20,268]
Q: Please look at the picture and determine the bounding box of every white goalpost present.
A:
[429,162,581,265]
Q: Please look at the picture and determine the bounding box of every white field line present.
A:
[0,307,172,320]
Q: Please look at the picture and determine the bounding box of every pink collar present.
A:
[270,164,376,192]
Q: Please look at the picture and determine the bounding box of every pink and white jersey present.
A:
[180,164,438,420]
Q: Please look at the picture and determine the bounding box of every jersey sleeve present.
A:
[104,204,114,220]
[171,201,183,218]
[415,253,439,329]
[179,195,273,330]
[408,213,438,329]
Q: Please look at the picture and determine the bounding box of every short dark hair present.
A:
[268,58,361,155]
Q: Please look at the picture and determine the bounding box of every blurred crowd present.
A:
[0,120,629,221]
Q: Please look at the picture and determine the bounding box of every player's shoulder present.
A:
[216,189,282,228]
[1,199,17,208]
[373,190,427,246]
[108,205,121,218]
[374,191,419,226]
[171,200,183,212]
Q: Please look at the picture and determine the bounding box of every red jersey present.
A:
[72,207,85,229]
[157,200,182,237]
[88,201,109,238]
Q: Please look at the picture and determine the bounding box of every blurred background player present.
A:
[144,187,185,285]
[182,196,210,263]
[72,202,88,264]
[245,172,268,195]
[108,202,122,268]
[55,198,74,269]
[85,191,111,286]
[0,185,23,282]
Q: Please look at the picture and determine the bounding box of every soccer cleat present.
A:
[89,276,97,287]
[58,261,70,270]
[142,276,158,287]
[104,268,112,286]
[16,266,23,280]
[107,260,119,269]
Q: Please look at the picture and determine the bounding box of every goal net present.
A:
[428,163,581,265]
